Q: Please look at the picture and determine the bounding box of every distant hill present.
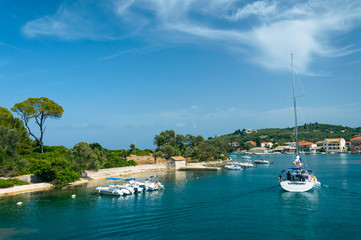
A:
[206,123,361,148]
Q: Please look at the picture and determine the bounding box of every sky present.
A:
[1,0,361,150]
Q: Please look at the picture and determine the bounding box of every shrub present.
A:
[53,171,81,187]
[0,178,29,188]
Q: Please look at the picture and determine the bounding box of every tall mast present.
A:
[291,53,299,155]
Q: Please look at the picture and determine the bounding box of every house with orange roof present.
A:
[167,156,186,169]
[299,141,317,153]
[261,142,273,148]
[231,142,240,148]
[246,141,257,146]
[323,138,346,153]
[350,136,361,153]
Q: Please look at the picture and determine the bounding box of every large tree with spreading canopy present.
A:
[11,97,63,153]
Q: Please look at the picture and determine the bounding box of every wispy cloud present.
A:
[22,0,361,73]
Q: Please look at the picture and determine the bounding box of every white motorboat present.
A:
[254,159,272,164]
[278,54,321,192]
[241,155,251,159]
[96,178,129,196]
[235,160,255,168]
[96,178,144,196]
[144,176,165,191]
[225,164,244,170]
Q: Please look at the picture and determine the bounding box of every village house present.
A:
[246,141,257,146]
[261,142,273,148]
[231,142,240,147]
[271,146,289,154]
[323,138,346,153]
[167,156,186,169]
[350,136,361,153]
[299,141,317,153]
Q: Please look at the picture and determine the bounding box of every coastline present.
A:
[0,161,224,197]
[0,164,168,197]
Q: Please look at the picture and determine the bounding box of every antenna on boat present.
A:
[291,53,299,156]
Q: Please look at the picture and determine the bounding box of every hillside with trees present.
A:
[206,123,361,150]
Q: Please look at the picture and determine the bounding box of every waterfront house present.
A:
[350,137,361,153]
[249,147,268,154]
[272,146,289,154]
[323,138,346,153]
[299,141,317,153]
[167,156,186,169]
[261,142,273,148]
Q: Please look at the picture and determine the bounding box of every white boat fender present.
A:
[16,202,23,206]
[71,194,76,198]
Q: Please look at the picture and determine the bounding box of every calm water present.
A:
[1,154,361,240]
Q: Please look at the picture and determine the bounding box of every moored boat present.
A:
[225,164,244,170]
[254,159,272,164]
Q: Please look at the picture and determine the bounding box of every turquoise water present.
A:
[1,154,361,240]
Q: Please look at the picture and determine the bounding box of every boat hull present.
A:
[280,181,314,192]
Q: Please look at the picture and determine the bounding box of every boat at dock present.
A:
[96,177,164,196]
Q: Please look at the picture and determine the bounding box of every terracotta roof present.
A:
[299,141,315,146]
[170,156,186,161]
[351,137,361,141]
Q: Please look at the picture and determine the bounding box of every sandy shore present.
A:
[0,161,224,197]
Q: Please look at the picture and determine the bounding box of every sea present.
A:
[1,154,361,240]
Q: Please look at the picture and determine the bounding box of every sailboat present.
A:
[278,53,321,192]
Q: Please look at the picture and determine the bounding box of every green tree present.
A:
[0,107,13,118]
[159,145,180,159]
[11,97,64,153]
[153,150,163,164]
[69,142,101,171]
[130,144,136,154]
[154,130,176,148]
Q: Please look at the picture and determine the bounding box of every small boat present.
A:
[254,159,272,164]
[241,155,251,159]
[96,178,129,196]
[225,164,244,170]
[144,176,165,191]
[235,160,255,168]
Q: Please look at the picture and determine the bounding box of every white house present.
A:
[299,141,317,153]
[261,142,273,148]
[167,156,186,169]
[323,138,346,153]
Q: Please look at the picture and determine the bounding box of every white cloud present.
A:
[22,0,361,73]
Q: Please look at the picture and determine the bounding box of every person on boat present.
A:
[286,171,291,181]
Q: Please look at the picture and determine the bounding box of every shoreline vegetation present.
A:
[1,100,361,196]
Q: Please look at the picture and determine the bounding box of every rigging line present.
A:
[293,66,307,98]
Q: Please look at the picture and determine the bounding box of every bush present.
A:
[53,171,81,187]
[0,178,29,188]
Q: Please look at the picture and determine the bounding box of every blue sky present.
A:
[1,0,361,149]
